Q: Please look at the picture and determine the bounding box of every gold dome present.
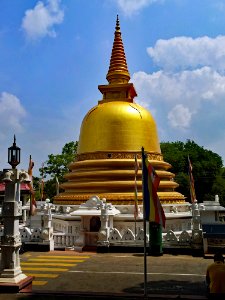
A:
[54,16,185,205]
[78,15,160,156]
[78,101,160,154]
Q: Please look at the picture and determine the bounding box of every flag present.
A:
[188,156,196,203]
[28,155,37,216]
[28,155,34,177]
[55,176,59,195]
[134,154,139,218]
[142,149,166,228]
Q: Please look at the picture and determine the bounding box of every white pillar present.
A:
[192,200,201,231]
[41,199,54,250]
[0,169,28,283]
[97,198,110,247]
[191,200,203,250]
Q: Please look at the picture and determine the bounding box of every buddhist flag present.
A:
[28,155,37,216]
[142,149,166,228]
[134,154,139,218]
[188,156,196,203]
[28,155,34,177]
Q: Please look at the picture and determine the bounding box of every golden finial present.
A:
[116,14,120,32]
[106,15,130,84]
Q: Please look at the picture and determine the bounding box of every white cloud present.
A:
[21,0,64,40]
[147,35,225,72]
[133,67,225,103]
[132,66,225,129]
[116,0,163,16]
[214,1,225,12]
[167,104,192,129]
[0,92,26,136]
[134,34,225,162]
[137,34,225,133]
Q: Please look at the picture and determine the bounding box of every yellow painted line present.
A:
[23,253,32,257]
[37,255,90,259]
[22,267,68,272]
[21,262,75,267]
[32,281,48,286]
[25,273,59,278]
[28,258,84,263]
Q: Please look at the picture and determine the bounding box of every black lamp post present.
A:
[8,135,21,169]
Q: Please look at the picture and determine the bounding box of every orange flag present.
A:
[28,155,37,216]
[188,156,196,203]
[142,149,166,228]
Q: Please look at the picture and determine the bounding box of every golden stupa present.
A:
[54,16,185,205]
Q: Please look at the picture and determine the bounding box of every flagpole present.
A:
[141,147,148,297]
[41,163,44,201]
[134,153,138,240]
[134,215,137,240]
[143,216,147,297]
[55,176,59,195]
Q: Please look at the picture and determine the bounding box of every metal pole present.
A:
[143,214,147,297]
[142,147,148,297]
[134,216,137,240]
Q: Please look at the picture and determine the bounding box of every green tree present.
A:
[33,176,42,201]
[160,140,223,203]
[41,178,58,201]
[40,141,78,181]
[211,168,225,207]
[39,141,78,200]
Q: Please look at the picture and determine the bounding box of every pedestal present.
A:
[74,230,85,252]
[0,276,34,293]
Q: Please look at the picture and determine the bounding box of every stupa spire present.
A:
[106,15,130,84]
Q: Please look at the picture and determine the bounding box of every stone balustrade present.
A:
[0,225,201,251]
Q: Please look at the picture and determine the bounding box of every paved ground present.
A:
[0,251,214,299]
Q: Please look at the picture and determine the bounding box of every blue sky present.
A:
[1,0,225,175]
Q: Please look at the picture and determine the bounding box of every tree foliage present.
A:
[211,168,225,205]
[160,140,224,204]
[40,141,78,181]
[38,141,78,200]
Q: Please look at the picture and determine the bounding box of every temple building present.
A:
[12,16,223,253]
[54,16,185,207]
[51,16,194,250]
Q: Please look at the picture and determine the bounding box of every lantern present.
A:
[8,135,20,169]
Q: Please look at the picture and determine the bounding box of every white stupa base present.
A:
[0,269,27,284]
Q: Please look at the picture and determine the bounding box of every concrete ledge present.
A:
[0,276,34,293]
[18,290,209,300]
[96,245,204,256]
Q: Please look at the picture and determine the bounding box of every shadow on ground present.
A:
[123,279,207,296]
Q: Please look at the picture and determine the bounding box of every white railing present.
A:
[0,225,202,251]
[53,232,78,248]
